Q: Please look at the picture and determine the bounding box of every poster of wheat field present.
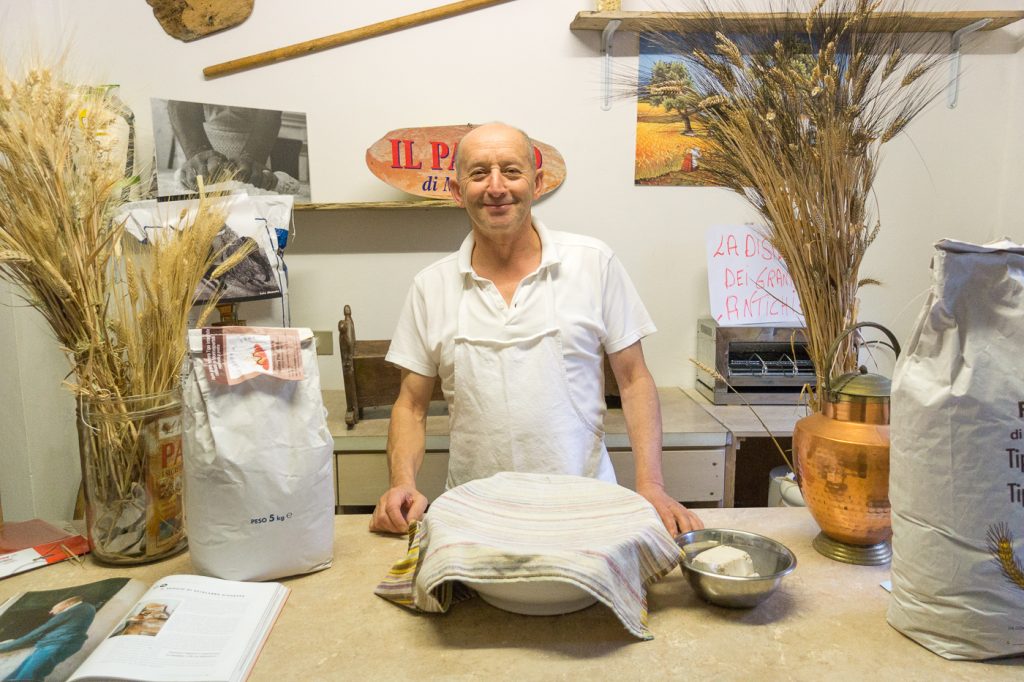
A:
[635,31,817,187]
[635,33,719,187]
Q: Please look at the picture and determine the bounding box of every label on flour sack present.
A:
[201,326,304,385]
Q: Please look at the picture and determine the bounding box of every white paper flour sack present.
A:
[183,326,335,581]
[887,239,1024,659]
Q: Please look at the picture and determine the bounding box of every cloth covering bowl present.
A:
[375,472,683,639]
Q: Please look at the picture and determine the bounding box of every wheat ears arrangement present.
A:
[641,1,944,409]
[0,63,247,402]
[0,61,248,544]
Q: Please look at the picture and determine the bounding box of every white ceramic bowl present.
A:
[464,580,597,616]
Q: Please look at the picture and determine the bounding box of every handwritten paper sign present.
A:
[706,225,803,325]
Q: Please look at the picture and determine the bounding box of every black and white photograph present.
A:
[151,98,311,203]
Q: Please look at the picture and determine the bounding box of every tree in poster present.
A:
[646,60,701,135]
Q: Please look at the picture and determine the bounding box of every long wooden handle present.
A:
[204,0,514,79]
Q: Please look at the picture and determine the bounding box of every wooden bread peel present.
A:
[203,0,514,79]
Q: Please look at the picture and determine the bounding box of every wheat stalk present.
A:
[690,359,798,473]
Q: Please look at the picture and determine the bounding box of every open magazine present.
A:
[0,575,288,682]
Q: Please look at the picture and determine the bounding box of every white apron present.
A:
[447,267,616,488]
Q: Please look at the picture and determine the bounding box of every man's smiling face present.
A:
[450,124,544,240]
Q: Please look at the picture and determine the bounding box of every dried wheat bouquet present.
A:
[0,60,253,537]
[0,61,248,403]
[641,1,944,408]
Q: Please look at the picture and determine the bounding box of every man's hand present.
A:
[180,149,229,189]
[369,370,435,534]
[369,485,428,534]
[637,482,704,537]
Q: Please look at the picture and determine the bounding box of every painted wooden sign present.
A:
[365,124,566,199]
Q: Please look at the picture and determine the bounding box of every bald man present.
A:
[371,123,703,537]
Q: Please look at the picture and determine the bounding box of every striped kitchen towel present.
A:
[374,472,683,639]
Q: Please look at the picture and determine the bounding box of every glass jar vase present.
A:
[77,389,187,564]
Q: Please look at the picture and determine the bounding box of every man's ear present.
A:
[449,175,464,206]
[532,168,545,200]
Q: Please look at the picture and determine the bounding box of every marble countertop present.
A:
[682,388,808,438]
[325,387,730,452]
[4,508,1018,680]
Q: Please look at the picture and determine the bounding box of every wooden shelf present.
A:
[570,10,1024,34]
[293,198,458,211]
[576,9,1023,110]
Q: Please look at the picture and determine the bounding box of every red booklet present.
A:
[0,519,90,580]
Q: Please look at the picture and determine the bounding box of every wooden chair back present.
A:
[338,305,622,428]
[338,305,443,428]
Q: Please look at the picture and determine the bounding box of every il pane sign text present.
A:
[366,125,566,200]
[706,225,803,325]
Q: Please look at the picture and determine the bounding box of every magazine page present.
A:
[0,577,148,681]
[68,574,287,682]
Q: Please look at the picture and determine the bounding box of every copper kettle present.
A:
[793,322,901,565]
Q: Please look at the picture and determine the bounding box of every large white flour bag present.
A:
[183,326,334,581]
[888,239,1024,659]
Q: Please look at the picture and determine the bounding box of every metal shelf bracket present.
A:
[948,18,992,109]
[601,19,622,111]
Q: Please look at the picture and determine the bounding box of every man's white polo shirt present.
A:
[386,218,656,428]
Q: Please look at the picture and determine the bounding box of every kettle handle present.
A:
[823,322,901,394]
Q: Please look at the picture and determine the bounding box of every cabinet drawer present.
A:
[335,452,449,506]
[335,447,725,507]
[609,448,725,502]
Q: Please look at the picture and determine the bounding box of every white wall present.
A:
[1,0,1022,520]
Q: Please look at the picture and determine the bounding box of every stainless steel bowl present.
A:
[675,528,797,608]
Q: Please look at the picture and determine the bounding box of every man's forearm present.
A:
[619,372,666,489]
[611,342,702,533]
[386,401,427,488]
